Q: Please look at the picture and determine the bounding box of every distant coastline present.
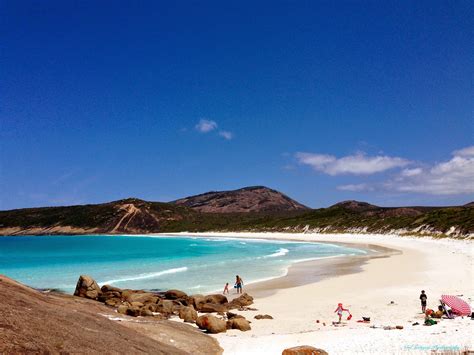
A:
[1,187,472,239]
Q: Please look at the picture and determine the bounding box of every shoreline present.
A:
[1,233,393,296]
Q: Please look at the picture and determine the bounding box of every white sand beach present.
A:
[177,232,473,354]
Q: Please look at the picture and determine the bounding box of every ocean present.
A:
[0,235,366,294]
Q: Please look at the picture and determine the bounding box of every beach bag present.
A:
[347,314,352,320]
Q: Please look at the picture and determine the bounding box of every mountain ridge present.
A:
[0,186,472,238]
[171,186,309,213]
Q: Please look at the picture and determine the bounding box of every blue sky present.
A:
[1,1,473,210]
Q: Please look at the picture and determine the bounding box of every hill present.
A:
[0,187,472,238]
[235,203,473,237]
[171,186,309,213]
[0,198,198,235]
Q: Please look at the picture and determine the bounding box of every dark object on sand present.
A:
[412,322,419,326]
[363,317,370,322]
[255,314,273,320]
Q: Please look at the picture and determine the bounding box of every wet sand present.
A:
[246,243,399,298]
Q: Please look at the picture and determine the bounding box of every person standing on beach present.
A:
[334,303,350,323]
[223,282,229,295]
[235,275,243,294]
[420,290,427,313]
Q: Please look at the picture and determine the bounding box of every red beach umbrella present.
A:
[441,295,472,316]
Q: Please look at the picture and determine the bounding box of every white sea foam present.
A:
[101,267,188,285]
[293,254,345,263]
[264,248,289,258]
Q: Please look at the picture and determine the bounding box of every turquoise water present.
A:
[0,235,366,294]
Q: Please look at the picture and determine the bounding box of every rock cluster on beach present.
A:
[74,275,257,333]
[0,275,223,354]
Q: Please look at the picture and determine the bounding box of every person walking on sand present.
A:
[223,282,229,295]
[235,275,243,294]
[420,290,427,313]
[334,303,350,323]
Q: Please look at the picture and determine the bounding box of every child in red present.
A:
[223,282,230,295]
[334,303,351,323]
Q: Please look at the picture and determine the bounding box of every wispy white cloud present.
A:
[400,168,423,177]
[337,183,375,192]
[296,152,410,175]
[194,119,233,140]
[334,146,474,195]
[195,119,218,133]
[384,146,474,195]
[218,130,233,140]
[453,146,474,157]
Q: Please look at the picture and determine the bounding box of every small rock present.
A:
[188,295,206,310]
[99,291,122,302]
[282,346,328,355]
[238,306,257,311]
[155,300,175,315]
[126,307,141,317]
[140,308,154,317]
[73,275,102,300]
[228,293,253,309]
[117,304,128,314]
[227,312,245,320]
[179,306,198,323]
[226,318,251,331]
[100,284,122,293]
[125,292,156,304]
[104,298,121,307]
[200,303,228,313]
[205,294,228,304]
[254,314,273,320]
[196,315,227,334]
[165,289,188,300]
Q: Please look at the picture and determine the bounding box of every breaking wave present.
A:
[101,267,188,285]
[264,248,289,258]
